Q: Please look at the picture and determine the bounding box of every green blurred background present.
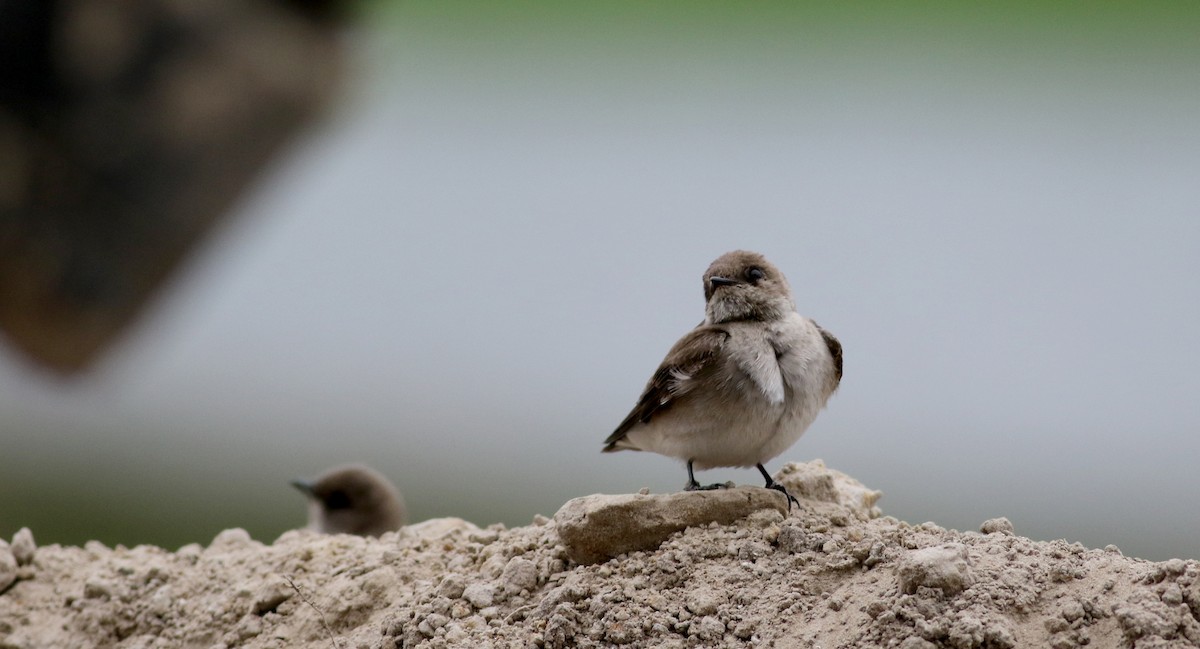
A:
[2,1,1198,560]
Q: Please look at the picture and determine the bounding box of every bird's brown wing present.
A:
[603,326,730,451]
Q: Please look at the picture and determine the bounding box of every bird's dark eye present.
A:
[324,490,352,510]
[747,267,766,282]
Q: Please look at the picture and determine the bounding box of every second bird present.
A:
[603,250,843,507]
[291,464,407,537]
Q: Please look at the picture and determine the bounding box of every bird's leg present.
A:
[757,463,799,511]
[684,460,726,491]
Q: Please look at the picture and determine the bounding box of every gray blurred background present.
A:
[2,1,1198,561]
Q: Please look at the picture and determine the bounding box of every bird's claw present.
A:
[766,482,800,512]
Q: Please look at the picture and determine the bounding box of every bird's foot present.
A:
[684,459,728,492]
[757,463,799,512]
[765,481,800,512]
[684,479,728,492]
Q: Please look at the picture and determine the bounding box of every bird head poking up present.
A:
[702,250,796,324]
[291,464,406,537]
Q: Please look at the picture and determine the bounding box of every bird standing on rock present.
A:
[604,250,843,508]
[291,464,406,537]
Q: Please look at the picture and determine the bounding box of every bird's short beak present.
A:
[709,276,740,288]
[290,479,316,497]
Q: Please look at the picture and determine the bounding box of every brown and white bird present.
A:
[291,464,406,537]
[603,250,843,507]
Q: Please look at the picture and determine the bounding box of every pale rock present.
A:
[11,528,36,566]
[0,540,16,592]
[501,557,538,595]
[463,582,496,608]
[774,460,883,520]
[980,518,1014,535]
[897,543,975,595]
[250,578,294,615]
[406,518,480,540]
[553,486,787,565]
[208,528,254,550]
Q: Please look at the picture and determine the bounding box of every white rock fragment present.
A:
[251,578,294,615]
[0,540,17,592]
[208,528,254,550]
[463,582,496,608]
[685,587,722,616]
[437,574,466,599]
[774,460,883,520]
[11,528,35,566]
[501,557,538,595]
[553,486,787,565]
[979,517,1014,535]
[406,518,480,540]
[897,543,975,595]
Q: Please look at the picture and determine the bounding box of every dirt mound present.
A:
[2,461,1197,648]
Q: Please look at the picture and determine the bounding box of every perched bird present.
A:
[291,464,406,536]
[604,250,843,507]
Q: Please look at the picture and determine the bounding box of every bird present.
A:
[603,250,843,508]
[291,464,406,536]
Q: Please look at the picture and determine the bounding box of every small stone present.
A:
[896,543,975,596]
[406,518,481,540]
[208,528,254,549]
[437,575,466,599]
[685,588,722,616]
[463,583,495,608]
[11,528,35,566]
[444,623,467,644]
[691,616,726,642]
[468,530,500,545]
[0,540,17,592]
[251,578,294,615]
[83,577,114,600]
[1161,583,1183,606]
[236,616,263,640]
[979,518,1014,535]
[501,557,538,595]
[899,637,938,649]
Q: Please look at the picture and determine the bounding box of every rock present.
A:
[0,540,16,592]
[208,528,254,550]
[437,575,467,599]
[250,578,294,615]
[774,459,883,520]
[10,528,35,566]
[406,518,480,540]
[463,583,496,608]
[553,486,787,565]
[897,543,975,595]
[980,517,1014,535]
[685,587,723,616]
[501,557,538,595]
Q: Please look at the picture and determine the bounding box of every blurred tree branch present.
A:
[0,0,346,374]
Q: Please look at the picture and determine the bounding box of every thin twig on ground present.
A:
[283,575,341,649]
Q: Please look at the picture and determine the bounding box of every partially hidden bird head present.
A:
[702,250,796,324]
[291,464,406,537]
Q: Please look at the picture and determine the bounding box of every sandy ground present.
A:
[2,460,1198,649]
